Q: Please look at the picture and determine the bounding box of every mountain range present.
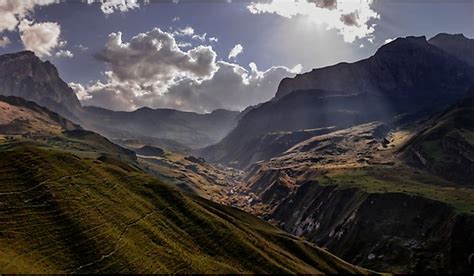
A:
[202,34,474,168]
[0,51,239,150]
[0,33,473,274]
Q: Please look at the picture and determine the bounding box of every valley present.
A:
[0,31,473,274]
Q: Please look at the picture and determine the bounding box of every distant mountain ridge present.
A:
[429,33,474,66]
[0,51,240,150]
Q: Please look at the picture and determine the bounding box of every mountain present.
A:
[0,96,367,274]
[80,106,239,149]
[0,51,239,151]
[0,51,81,121]
[226,118,474,273]
[401,87,474,185]
[275,35,474,99]
[429,33,474,66]
[203,35,474,167]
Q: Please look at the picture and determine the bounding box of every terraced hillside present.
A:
[0,97,367,274]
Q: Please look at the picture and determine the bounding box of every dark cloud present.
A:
[340,11,359,27]
[308,0,337,10]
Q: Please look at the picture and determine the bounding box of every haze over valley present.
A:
[0,0,473,274]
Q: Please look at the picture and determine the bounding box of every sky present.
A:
[0,0,473,113]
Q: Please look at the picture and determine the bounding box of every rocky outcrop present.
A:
[271,181,474,273]
[0,51,82,121]
[276,36,474,99]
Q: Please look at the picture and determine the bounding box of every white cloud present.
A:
[96,29,217,85]
[74,27,300,113]
[384,37,397,45]
[175,26,194,36]
[76,44,89,51]
[172,16,180,22]
[192,32,207,41]
[55,49,73,58]
[0,0,57,32]
[18,19,61,57]
[247,0,379,43]
[228,44,243,60]
[69,82,90,100]
[0,36,11,47]
[87,0,140,14]
[209,37,218,43]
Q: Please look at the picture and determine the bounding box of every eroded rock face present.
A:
[276,36,474,99]
[0,51,82,120]
[271,182,474,274]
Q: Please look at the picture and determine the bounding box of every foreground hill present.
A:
[0,97,365,274]
[203,35,474,168]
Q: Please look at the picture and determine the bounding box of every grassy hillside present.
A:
[0,142,367,273]
[0,135,370,273]
[0,96,368,273]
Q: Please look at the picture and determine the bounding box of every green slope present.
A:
[0,140,366,274]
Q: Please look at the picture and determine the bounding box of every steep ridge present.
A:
[0,51,239,151]
[401,87,474,185]
[0,95,79,135]
[276,35,474,99]
[0,51,81,121]
[203,35,474,167]
[429,33,474,66]
[0,96,366,274]
[227,114,474,273]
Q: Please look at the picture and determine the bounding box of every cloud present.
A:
[0,36,11,47]
[96,29,217,86]
[340,11,358,26]
[309,0,337,10]
[0,0,57,32]
[228,44,243,60]
[87,0,140,14]
[384,37,397,45]
[18,19,61,57]
[76,44,89,51]
[192,32,207,41]
[247,0,379,43]
[209,37,218,43]
[55,49,73,58]
[175,26,194,36]
[73,27,300,113]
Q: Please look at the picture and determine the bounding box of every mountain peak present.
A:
[0,51,81,120]
[430,33,468,42]
[428,33,474,66]
[376,35,429,55]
